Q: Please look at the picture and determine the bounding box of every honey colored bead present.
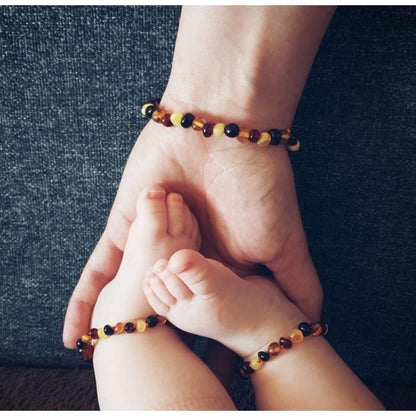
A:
[213,123,225,137]
[237,129,250,143]
[81,334,92,343]
[287,140,300,152]
[136,320,147,333]
[268,342,281,356]
[162,113,173,127]
[192,118,206,131]
[141,103,154,116]
[170,112,183,126]
[97,328,108,339]
[249,356,264,371]
[257,132,271,147]
[152,109,165,123]
[311,322,322,336]
[114,322,125,334]
[290,328,304,344]
[281,128,292,141]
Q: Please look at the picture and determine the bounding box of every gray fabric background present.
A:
[1,5,415,407]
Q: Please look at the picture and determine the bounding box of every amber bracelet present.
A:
[76,315,167,361]
[240,321,328,379]
[141,100,300,151]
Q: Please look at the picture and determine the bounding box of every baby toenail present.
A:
[172,194,182,202]
[148,189,165,199]
[154,262,166,273]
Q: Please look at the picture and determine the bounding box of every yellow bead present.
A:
[249,356,264,371]
[213,123,225,137]
[81,334,92,343]
[170,112,183,126]
[136,320,147,333]
[192,118,206,131]
[141,103,153,116]
[97,328,108,339]
[287,140,300,152]
[290,328,304,344]
[237,129,250,143]
[257,132,271,147]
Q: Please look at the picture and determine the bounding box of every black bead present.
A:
[269,129,282,146]
[279,337,293,349]
[104,325,114,336]
[239,362,255,379]
[224,123,240,138]
[298,322,312,337]
[258,351,270,362]
[124,322,136,333]
[76,338,87,349]
[287,135,297,146]
[145,105,157,118]
[181,113,195,128]
[146,315,159,328]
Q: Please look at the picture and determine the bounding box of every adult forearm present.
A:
[163,6,335,128]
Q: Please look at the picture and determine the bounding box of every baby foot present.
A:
[91,185,200,327]
[143,249,307,358]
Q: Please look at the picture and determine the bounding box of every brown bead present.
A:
[152,109,165,123]
[88,328,99,340]
[311,322,322,336]
[202,122,215,138]
[80,344,94,361]
[162,113,173,127]
[249,129,260,143]
[237,129,250,143]
[290,328,304,344]
[281,128,292,141]
[268,342,281,356]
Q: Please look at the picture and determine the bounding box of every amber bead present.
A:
[89,328,99,340]
[162,113,173,127]
[104,325,114,336]
[249,356,263,370]
[76,338,87,349]
[213,123,225,136]
[237,129,250,143]
[202,122,215,138]
[287,140,300,152]
[124,322,136,333]
[181,113,195,128]
[249,129,260,143]
[268,342,281,356]
[258,351,270,362]
[257,132,271,147]
[269,129,282,146]
[290,328,304,344]
[310,322,322,336]
[145,105,157,119]
[81,334,92,343]
[97,327,108,339]
[136,319,147,333]
[146,315,159,328]
[240,362,255,379]
[79,344,94,361]
[298,322,312,337]
[192,118,206,131]
[279,337,292,349]
[170,111,184,126]
[281,128,292,141]
[224,123,239,138]
[114,322,125,334]
[152,109,165,123]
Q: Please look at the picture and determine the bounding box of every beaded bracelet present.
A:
[141,100,300,151]
[76,315,167,361]
[239,321,328,379]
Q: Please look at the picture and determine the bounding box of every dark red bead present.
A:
[298,322,312,337]
[146,315,159,328]
[162,113,173,127]
[269,129,282,146]
[279,337,293,349]
[224,123,239,138]
[76,339,87,349]
[202,122,215,138]
[249,129,260,143]
[258,351,270,361]
[79,344,94,361]
[124,322,136,333]
[88,328,99,340]
[104,325,114,336]
[181,113,195,128]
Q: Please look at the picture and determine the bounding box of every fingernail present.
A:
[148,189,165,199]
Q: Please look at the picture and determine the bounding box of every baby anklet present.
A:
[76,315,167,361]
[240,321,328,379]
[141,100,300,151]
